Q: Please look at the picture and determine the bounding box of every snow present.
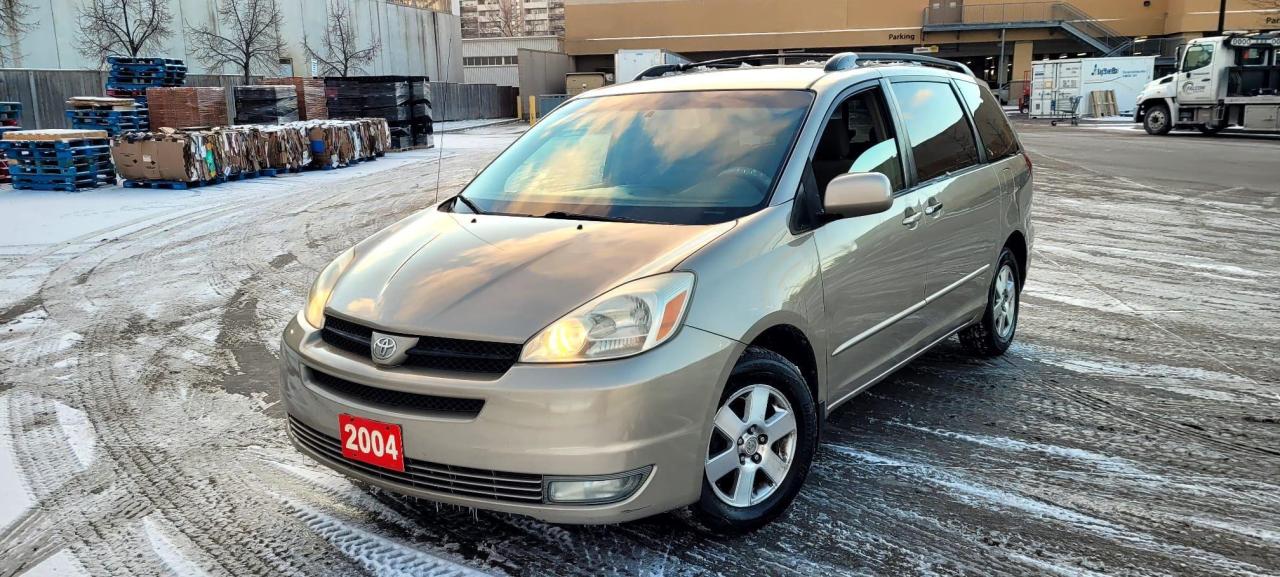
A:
[54,401,96,470]
[0,393,34,532]
[21,550,89,577]
[143,516,214,577]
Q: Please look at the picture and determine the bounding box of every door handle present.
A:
[924,198,944,215]
[902,209,922,227]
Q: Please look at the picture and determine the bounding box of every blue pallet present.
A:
[122,178,214,190]
[260,167,304,177]
[11,174,115,192]
[0,138,110,150]
[8,163,115,176]
[108,56,184,66]
[66,108,148,119]
[106,80,183,90]
[0,147,111,161]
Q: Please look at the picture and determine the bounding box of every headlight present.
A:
[303,249,355,329]
[520,272,694,363]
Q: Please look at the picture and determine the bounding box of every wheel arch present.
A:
[742,323,822,418]
[1004,230,1029,286]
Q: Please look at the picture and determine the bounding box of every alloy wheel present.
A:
[993,264,1018,340]
[705,384,798,507]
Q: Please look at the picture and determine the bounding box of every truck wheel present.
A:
[1197,124,1223,135]
[1143,104,1172,135]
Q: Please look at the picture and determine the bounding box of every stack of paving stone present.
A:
[0,129,115,192]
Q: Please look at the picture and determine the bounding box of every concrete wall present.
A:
[517,48,572,98]
[4,0,463,81]
[462,36,563,87]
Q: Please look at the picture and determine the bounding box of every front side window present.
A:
[1183,44,1214,72]
[957,80,1020,161]
[811,88,905,193]
[458,90,813,225]
[890,81,981,183]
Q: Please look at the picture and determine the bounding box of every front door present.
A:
[1177,42,1217,105]
[807,84,929,405]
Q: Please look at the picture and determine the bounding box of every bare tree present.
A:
[304,1,381,77]
[0,0,33,66]
[75,0,174,65]
[484,0,520,37]
[186,0,284,82]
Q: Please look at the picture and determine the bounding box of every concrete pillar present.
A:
[1010,41,1034,105]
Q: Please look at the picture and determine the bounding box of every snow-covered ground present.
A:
[0,121,1277,576]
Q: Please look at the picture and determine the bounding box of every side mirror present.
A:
[823,172,893,220]
[1175,45,1184,72]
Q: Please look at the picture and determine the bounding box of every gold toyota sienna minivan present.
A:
[281,53,1033,532]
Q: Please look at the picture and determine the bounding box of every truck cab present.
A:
[1136,33,1280,135]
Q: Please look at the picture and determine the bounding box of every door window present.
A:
[810,88,905,193]
[890,81,981,183]
[957,80,1020,161]
[1183,44,1214,72]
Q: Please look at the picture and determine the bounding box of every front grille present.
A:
[321,315,521,375]
[288,416,546,504]
[308,368,485,417]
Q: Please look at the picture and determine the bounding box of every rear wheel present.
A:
[960,249,1020,357]
[1143,103,1172,135]
[695,347,817,533]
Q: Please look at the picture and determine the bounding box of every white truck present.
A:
[615,49,692,84]
[1136,32,1280,135]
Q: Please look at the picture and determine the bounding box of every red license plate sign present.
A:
[339,414,405,472]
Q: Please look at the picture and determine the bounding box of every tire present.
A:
[1143,103,1173,135]
[959,249,1021,357]
[694,347,818,533]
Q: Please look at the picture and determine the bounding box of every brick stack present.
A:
[146,87,228,130]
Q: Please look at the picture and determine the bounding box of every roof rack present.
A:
[824,52,974,76]
[634,53,837,81]
[634,51,974,81]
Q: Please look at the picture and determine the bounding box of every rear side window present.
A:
[957,81,1020,161]
[890,81,980,183]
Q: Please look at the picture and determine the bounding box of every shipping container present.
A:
[1029,56,1156,119]
[615,49,692,83]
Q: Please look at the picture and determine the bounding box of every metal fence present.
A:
[0,69,517,129]
[428,82,518,121]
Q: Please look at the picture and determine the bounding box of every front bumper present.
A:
[280,313,740,524]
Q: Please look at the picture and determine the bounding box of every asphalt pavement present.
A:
[0,121,1276,577]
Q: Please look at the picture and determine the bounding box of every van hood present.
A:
[325,208,733,343]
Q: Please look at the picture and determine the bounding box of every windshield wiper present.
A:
[541,211,652,224]
[453,194,485,215]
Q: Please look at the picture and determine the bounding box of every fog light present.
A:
[545,467,651,504]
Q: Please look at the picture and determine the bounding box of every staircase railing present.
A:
[922,1,1133,55]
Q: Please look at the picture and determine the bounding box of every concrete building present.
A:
[564,0,1280,99]
[460,0,565,38]
[463,35,563,86]
[3,0,464,81]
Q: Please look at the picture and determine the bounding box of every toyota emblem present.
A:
[372,336,397,360]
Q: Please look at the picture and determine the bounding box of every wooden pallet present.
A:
[1088,90,1119,117]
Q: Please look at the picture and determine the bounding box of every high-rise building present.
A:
[461,0,565,38]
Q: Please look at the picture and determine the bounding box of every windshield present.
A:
[455,90,813,225]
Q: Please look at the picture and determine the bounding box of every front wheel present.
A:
[695,347,817,533]
[959,249,1021,357]
[1143,103,1172,135]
